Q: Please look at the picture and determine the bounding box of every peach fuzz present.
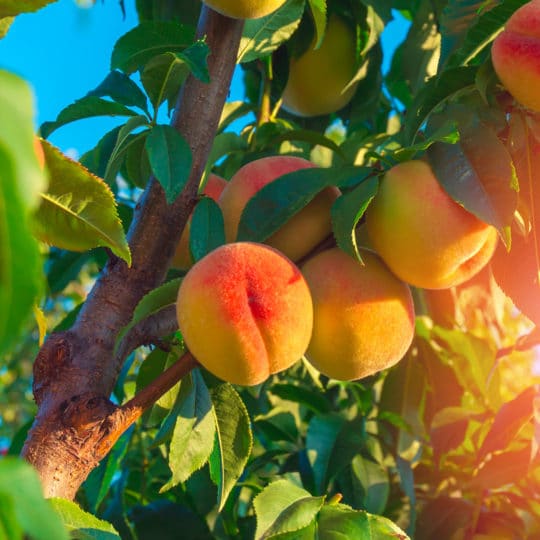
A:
[218,156,339,262]
[172,174,227,269]
[281,15,358,117]
[365,160,498,290]
[301,248,415,381]
[202,0,286,19]
[492,0,540,111]
[176,242,313,386]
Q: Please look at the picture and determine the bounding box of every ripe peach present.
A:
[176,242,313,386]
[301,248,415,381]
[202,0,286,19]
[218,156,339,262]
[172,174,227,269]
[281,15,359,117]
[365,160,498,290]
[492,0,540,112]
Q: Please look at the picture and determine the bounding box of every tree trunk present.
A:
[21,8,244,500]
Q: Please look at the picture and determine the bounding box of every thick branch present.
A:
[23,8,244,500]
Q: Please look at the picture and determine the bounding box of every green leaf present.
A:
[269,129,347,160]
[307,0,327,48]
[349,454,390,515]
[209,383,253,511]
[269,383,331,414]
[478,386,537,461]
[83,429,133,514]
[0,0,56,17]
[114,277,181,355]
[33,141,131,264]
[189,197,225,263]
[471,446,532,489]
[161,370,216,490]
[427,123,517,240]
[403,66,477,144]
[177,39,210,83]
[145,124,192,204]
[318,504,409,539]
[49,498,119,539]
[40,96,139,139]
[87,70,149,115]
[253,479,324,540]
[103,115,150,185]
[0,494,22,540]
[331,176,378,261]
[0,72,44,355]
[237,166,363,243]
[430,406,483,464]
[306,414,365,495]
[111,21,195,73]
[416,496,473,540]
[238,0,305,64]
[0,70,46,209]
[141,52,189,111]
[204,132,248,176]
[0,16,13,39]
[0,458,69,540]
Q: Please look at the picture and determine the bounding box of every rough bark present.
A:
[21,8,244,500]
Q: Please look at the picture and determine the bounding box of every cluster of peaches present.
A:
[173,0,540,387]
[174,155,498,386]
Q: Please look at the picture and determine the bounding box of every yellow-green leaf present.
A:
[33,142,131,265]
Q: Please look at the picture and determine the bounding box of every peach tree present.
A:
[1,0,540,538]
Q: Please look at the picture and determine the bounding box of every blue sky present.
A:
[0,0,409,155]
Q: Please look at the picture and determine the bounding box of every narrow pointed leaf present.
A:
[404,66,477,143]
[40,96,139,138]
[49,499,119,539]
[317,504,409,539]
[87,70,149,114]
[253,480,323,540]
[145,124,192,204]
[0,17,13,39]
[237,166,363,243]
[114,277,181,354]
[111,21,195,74]
[331,176,378,261]
[478,386,537,461]
[238,0,305,64]
[161,371,216,491]
[209,384,253,511]
[189,197,225,263]
[33,142,131,264]
[307,0,327,48]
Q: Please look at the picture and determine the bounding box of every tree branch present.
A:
[97,352,199,458]
[22,7,244,500]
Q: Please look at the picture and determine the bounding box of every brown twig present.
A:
[98,351,199,457]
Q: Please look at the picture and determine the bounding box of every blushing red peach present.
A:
[172,174,227,269]
[301,248,415,381]
[176,242,313,386]
[365,160,498,290]
[218,156,339,262]
[492,0,540,112]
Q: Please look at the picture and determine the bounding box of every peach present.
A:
[281,15,359,117]
[301,248,415,381]
[172,174,227,269]
[365,160,498,290]
[176,242,313,386]
[492,0,540,112]
[218,156,339,262]
[202,0,286,19]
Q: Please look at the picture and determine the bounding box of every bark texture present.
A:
[21,8,244,500]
